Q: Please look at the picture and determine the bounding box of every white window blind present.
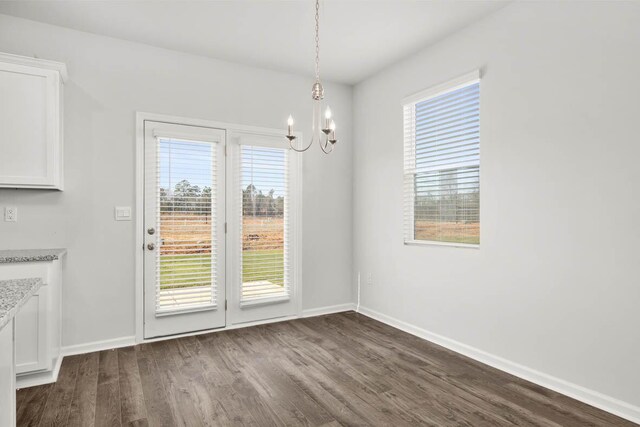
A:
[403,72,480,245]
[237,145,290,302]
[155,138,217,312]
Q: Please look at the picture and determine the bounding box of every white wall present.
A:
[353,0,640,413]
[0,14,353,347]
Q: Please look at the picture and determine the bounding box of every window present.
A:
[403,71,480,246]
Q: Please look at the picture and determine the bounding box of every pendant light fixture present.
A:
[286,0,338,153]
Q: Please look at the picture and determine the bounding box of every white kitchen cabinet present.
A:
[0,52,67,190]
[0,254,64,388]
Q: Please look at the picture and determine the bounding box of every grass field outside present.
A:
[241,249,285,287]
[414,221,479,244]
[158,214,286,294]
[159,254,211,290]
[159,250,284,290]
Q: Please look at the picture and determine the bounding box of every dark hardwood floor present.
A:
[16,312,635,426]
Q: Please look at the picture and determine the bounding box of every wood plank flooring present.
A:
[16,312,635,426]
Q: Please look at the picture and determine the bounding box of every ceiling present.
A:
[0,1,509,84]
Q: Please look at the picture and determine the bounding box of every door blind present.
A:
[403,77,480,245]
[155,137,218,313]
[237,145,290,302]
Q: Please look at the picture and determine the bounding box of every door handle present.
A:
[147,243,155,250]
[147,227,156,235]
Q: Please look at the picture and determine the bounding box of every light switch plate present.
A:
[114,206,132,221]
[4,207,17,222]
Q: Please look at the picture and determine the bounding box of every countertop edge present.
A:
[0,248,67,264]
[0,278,44,331]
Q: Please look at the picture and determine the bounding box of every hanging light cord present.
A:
[315,0,320,81]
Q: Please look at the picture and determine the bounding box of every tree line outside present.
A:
[159,179,284,217]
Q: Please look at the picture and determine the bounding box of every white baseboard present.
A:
[357,305,640,425]
[302,303,356,318]
[16,354,64,389]
[61,335,136,357]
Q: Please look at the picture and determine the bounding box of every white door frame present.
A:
[135,112,303,343]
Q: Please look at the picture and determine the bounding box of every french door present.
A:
[143,121,226,338]
[143,119,300,339]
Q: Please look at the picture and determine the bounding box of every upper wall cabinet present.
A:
[0,52,67,190]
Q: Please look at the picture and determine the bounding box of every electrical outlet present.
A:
[366,273,373,286]
[4,207,17,222]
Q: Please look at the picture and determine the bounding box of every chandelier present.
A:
[286,0,338,153]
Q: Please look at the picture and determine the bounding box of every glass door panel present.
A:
[228,133,299,325]
[240,146,289,303]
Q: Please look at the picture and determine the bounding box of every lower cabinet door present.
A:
[15,288,49,374]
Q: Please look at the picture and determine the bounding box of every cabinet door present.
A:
[15,289,49,374]
[0,62,62,188]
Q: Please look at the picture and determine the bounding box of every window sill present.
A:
[155,303,218,317]
[240,294,290,308]
[404,240,480,249]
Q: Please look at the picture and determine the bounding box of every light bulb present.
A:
[324,106,332,129]
[329,120,336,131]
[287,115,294,137]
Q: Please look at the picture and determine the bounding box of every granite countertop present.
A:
[0,278,43,330]
[0,248,66,264]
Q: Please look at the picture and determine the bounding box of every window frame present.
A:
[402,70,481,249]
